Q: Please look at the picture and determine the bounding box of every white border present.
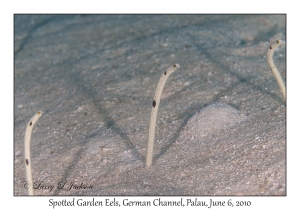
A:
[3,1,299,209]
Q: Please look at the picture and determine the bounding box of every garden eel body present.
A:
[145,64,180,167]
[267,40,286,101]
[24,111,43,195]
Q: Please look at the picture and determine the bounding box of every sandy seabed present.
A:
[14,15,286,195]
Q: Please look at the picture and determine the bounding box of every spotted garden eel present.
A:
[145,64,180,167]
[24,111,43,195]
[267,40,286,101]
